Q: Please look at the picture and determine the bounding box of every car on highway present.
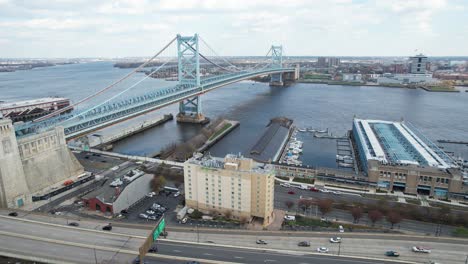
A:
[385,251,400,257]
[102,224,112,231]
[309,187,320,192]
[256,239,268,245]
[330,237,341,243]
[284,215,296,221]
[298,241,310,247]
[280,183,291,188]
[412,246,431,253]
[320,189,331,193]
[68,222,79,227]
[174,191,181,197]
[287,190,295,195]
[8,212,18,217]
[139,213,149,219]
[316,247,329,253]
[148,244,158,253]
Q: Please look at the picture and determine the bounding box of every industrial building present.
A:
[409,54,428,74]
[82,169,152,215]
[184,153,275,226]
[0,97,71,122]
[377,54,435,85]
[352,118,465,196]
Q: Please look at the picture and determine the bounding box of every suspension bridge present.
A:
[14,34,298,140]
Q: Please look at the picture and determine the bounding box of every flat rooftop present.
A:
[0,97,69,110]
[187,153,274,174]
[354,118,456,169]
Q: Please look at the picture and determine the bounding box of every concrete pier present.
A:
[90,114,173,149]
[176,113,209,124]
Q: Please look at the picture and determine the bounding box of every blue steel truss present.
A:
[270,45,283,83]
[15,67,295,139]
[178,34,201,115]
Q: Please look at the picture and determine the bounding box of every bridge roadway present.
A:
[15,67,295,140]
[1,211,467,264]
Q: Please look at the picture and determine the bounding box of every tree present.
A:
[386,211,402,229]
[317,199,334,217]
[151,175,166,192]
[239,216,249,225]
[285,200,295,211]
[368,210,384,227]
[174,182,182,189]
[224,210,232,219]
[350,207,363,223]
[298,199,308,213]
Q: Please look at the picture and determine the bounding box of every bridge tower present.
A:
[269,45,284,86]
[176,34,208,124]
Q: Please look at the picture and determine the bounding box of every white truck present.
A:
[177,206,188,220]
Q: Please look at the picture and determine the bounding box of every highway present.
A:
[1,213,468,264]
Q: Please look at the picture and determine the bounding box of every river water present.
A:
[1,62,467,166]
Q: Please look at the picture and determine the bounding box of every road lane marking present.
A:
[234,256,244,259]
[264,260,276,262]
[173,250,181,252]
[203,253,213,256]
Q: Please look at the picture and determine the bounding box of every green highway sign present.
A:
[153,218,166,241]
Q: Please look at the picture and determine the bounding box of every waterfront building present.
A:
[342,73,363,82]
[352,119,464,196]
[184,153,275,225]
[409,54,428,74]
[328,57,341,67]
[377,73,436,85]
[317,57,327,67]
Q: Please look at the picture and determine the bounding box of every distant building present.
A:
[82,169,152,215]
[409,54,428,74]
[352,119,464,196]
[328,57,341,67]
[184,153,275,226]
[342,73,362,82]
[377,73,436,85]
[390,63,406,74]
[0,97,71,123]
[317,57,327,67]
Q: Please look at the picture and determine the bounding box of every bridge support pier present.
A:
[176,96,209,124]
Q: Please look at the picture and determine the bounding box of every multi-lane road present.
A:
[1,212,468,264]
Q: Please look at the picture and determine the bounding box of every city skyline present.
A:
[0,0,468,58]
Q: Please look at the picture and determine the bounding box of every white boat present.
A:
[297,128,307,132]
[338,162,354,168]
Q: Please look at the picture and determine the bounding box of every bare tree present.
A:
[239,216,249,225]
[317,199,334,217]
[224,210,232,219]
[151,175,166,192]
[285,200,295,211]
[350,207,363,223]
[368,210,384,227]
[174,182,181,189]
[386,210,402,229]
[298,199,308,213]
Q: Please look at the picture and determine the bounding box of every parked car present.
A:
[120,209,129,215]
[298,241,310,247]
[317,247,329,253]
[280,183,291,188]
[174,191,181,197]
[181,217,188,224]
[288,190,295,195]
[256,239,268,245]
[385,251,400,257]
[139,213,149,219]
[68,222,79,227]
[338,225,344,233]
[412,246,431,253]
[284,215,296,221]
[330,237,341,243]
[8,212,18,217]
[152,203,161,209]
[102,224,112,231]
[148,215,157,221]
[146,192,154,198]
[146,210,156,215]
[320,189,330,193]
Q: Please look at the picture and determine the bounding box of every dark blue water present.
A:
[1,62,467,166]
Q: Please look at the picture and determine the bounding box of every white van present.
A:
[284,215,296,221]
[339,225,344,233]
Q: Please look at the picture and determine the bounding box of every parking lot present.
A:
[119,190,182,225]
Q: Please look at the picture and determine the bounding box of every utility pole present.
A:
[338,240,341,256]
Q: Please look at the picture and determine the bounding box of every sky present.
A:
[0,0,467,58]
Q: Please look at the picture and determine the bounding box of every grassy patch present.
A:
[293,177,315,185]
[452,227,468,238]
[303,74,330,80]
[209,123,232,141]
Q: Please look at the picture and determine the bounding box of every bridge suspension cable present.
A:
[53,58,177,126]
[33,36,177,123]
[199,37,241,71]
